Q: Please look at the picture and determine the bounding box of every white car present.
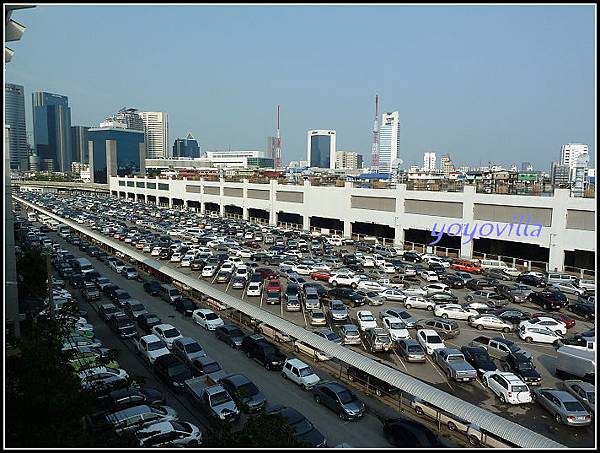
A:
[403,296,435,311]
[246,282,262,297]
[192,309,224,330]
[519,317,567,336]
[136,420,203,447]
[379,288,406,302]
[381,262,396,274]
[329,273,360,289]
[357,280,387,292]
[293,340,332,362]
[137,334,170,364]
[518,325,563,345]
[220,262,235,273]
[502,267,521,277]
[356,310,378,331]
[234,266,249,279]
[433,304,479,321]
[170,253,183,263]
[151,247,162,256]
[281,358,321,390]
[312,263,331,272]
[151,324,183,349]
[292,264,313,276]
[416,329,446,355]
[420,271,439,282]
[360,256,375,267]
[422,283,451,295]
[402,286,428,297]
[468,315,514,333]
[382,317,410,340]
[180,255,195,267]
[201,265,217,278]
[78,366,129,390]
[142,244,152,253]
[483,371,532,405]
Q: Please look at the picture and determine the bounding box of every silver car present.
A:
[339,324,362,345]
[328,299,349,322]
[172,337,207,364]
[532,388,592,426]
[357,290,385,306]
[379,308,417,328]
[563,380,595,415]
[549,282,585,296]
[468,315,514,333]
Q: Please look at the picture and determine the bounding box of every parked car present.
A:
[264,405,327,447]
[98,303,121,322]
[416,329,446,355]
[137,313,163,334]
[468,336,532,361]
[356,310,378,331]
[504,352,542,386]
[415,318,460,340]
[563,380,595,415]
[379,308,417,328]
[338,324,362,346]
[403,296,435,311]
[483,371,532,406]
[566,302,595,321]
[240,334,286,370]
[153,354,193,391]
[312,381,365,420]
[516,273,547,288]
[281,358,321,390]
[518,324,563,345]
[492,308,531,324]
[468,314,514,333]
[527,290,568,311]
[152,324,184,349]
[433,348,477,382]
[175,297,196,316]
[530,312,575,329]
[460,346,497,376]
[172,337,207,364]
[434,303,479,321]
[214,324,246,349]
[531,388,592,426]
[192,309,224,330]
[136,334,170,364]
[104,404,178,434]
[135,420,202,447]
[396,339,426,362]
[219,374,267,413]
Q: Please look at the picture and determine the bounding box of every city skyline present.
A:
[5,5,595,169]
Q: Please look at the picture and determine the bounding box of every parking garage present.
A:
[224,205,243,218]
[204,202,220,214]
[248,208,270,223]
[310,216,344,233]
[277,211,303,227]
[352,222,395,242]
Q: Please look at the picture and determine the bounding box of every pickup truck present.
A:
[433,348,478,382]
[82,282,100,302]
[184,375,240,423]
[364,328,392,353]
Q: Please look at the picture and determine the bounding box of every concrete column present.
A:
[269,179,277,226]
[243,207,249,220]
[200,202,205,215]
[303,215,310,231]
[269,210,276,226]
[547,189,569,272]
[394,184,407,247]
[243,179,249,221]
[219,204,225,217]
[460,185,476,259]
[168,198,173,208]
[343,220,351,238]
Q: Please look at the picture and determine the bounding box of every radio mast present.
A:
[275,105,281,168]
[371,94,379,171]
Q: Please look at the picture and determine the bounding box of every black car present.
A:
[302,282,328,298]
[439,274,465,289]
[98,303,121,322]
[347,366,398,397]
[240,334,286,370]
[504,353,542,386]
[87,247,101,257]
[175,297,196,316]
[383,418,443,447]
[265,405,327,447]
[190,355,225,378]
[215,324,246,349]
[492,308,531,324]
[190,259,205,271]
[84,270,102,283]
[460,346,497,376]
[428,263,446,276]
[402,251,422,263]
[143,280,161,296]
[495,284,530,303]
[327,287,366,307]
[109,313,137,338]
[483,268,513,281]
[516,273,547,288]
[137,313,162,334]
[153,354,193,392]
[527,290,568,310]
[110,289,132,307]
[96,251,109,262]
[69,273,85,289]
[95,387,166,415]
[566,302,595,321]
[103,283,120,298]
[466,278,498,291]
[218,374,267,413]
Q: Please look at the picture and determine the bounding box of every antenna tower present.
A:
[371,94,379,171]
[275,105,282,168]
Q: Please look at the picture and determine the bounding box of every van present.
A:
[477,259,508,271]
[73,257,95,275]
[159,284,181,304]
[547,273,579,285]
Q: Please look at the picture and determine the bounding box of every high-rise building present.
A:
[440,154,455,175]
[88,126,145,184]
[5,83,28,170]
[423,152,437,172]
[521,161,533,172]
[307,130,336,169]
[71,126,90,163]
[378,112,400,173]
[32,91,72,172]
[335,151,361,170]
[561,143,588,171]
[173,133,200,158]
[139,111,168,158]
[105,107,145,131]
[357,154,363,169]
[550,162,571,188]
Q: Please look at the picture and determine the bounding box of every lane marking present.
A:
[392,348,408,372]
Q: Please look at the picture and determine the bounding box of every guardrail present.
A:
[15,194,566,449]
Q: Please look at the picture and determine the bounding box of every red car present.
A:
[266,278,281,293]
[310,271,331,282]
[244,241,262,249]
[530,312,576,329]
[255,267,278,280]
[450,258,482,273]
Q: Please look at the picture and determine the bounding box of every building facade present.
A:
[139,111,168,158]
[71,126,90,164]
[172,133,200,158]
[105,107,145,131]
[378,112,400,174]
[205,150,264,168]
[5,83,28,170]
[551,162,571,188]
[335,151,361,170]
[32,91,72,172]
[440,154,455,175]
[423,152,437,172]
[561,143,588,173]
[88,127,145,184]
[307,130,336,169]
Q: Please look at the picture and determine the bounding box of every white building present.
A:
[335,151,360,170]
[204,150,264,168]
[307,130,336,169]
[423,152,437,172]
[139,111,169,159]
[378,112,400,174]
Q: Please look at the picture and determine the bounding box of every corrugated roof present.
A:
[18,196,566,448]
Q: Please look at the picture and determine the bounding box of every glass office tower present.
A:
[32,91,72,172]
[5,83,28,170]
[88,127,145,184]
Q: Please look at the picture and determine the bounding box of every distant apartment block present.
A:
[139,111,168,158]
[335,151,362,170]
[378,112,400,173]
[423,152,437,172]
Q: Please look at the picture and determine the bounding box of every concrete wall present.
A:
[109,175,596,271]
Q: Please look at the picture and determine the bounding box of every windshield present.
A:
[291,419,313,436]
[205,313,219,320]
[132,304,145,311]
[299,367,314,377]
[268,291,280,299]
[164,328,180,338]
[147,341,165,351]
[228,329,243,337]
[204,362,221,374]
[210,391,232,406]
[427,336,443,344]
[185,343,203,353]
[312,312,325,319]
[448,355,464,361]
[389,322,404,329]
[517,360,534,370]
[407,345,423,353]
[360,314,374,321]
[337,390,355,404]
[511,385,529,393]
[563,402,586,412]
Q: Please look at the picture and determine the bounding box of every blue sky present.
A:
[5,5,595,169]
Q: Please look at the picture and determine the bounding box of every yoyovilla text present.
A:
[430,213,543,245]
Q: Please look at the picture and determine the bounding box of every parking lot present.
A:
[16,191,595,447]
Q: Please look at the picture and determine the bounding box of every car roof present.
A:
[543,389,580,402]
[141,334,162,342]
[285,357,309,367]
